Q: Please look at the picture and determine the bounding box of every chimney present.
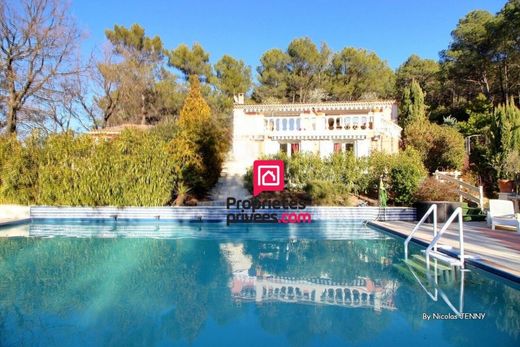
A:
[233,93,245,105]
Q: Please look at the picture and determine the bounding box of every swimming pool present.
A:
[0,221,518,346]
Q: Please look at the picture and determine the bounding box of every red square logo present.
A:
[253,160,284,196]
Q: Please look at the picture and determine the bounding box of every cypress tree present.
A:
[491,97,520,155]
[177,75,224,195]
[399,80,426,128]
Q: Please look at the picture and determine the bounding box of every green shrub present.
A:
[328,152,369,194]
[304,180,354,206]
[0,128,209,206]
[243,149,426,206]
[404,119,465,172]
[243,166,253,193]
[0,134,42,204]
[414,177,459,201]
[389,149,427,205]
[287,153,327,190]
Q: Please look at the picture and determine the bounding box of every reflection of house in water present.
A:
[220,243,398,312]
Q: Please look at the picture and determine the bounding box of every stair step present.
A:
[422,250,462,266]
[404,259,444,276]
[411,254,452,271]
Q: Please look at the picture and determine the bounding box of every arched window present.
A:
[289,118,295,130]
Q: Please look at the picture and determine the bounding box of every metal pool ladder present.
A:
[405,204,465,269]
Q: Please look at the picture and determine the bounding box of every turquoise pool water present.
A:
[0,221,519,347]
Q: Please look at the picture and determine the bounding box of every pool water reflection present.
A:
[0,221,518,346]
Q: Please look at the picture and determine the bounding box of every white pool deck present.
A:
[369,220,520,281]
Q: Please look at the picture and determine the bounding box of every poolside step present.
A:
[411,254,452,271]
[404,259,444,276]
[412,254,453,271]
[422,250,462,267]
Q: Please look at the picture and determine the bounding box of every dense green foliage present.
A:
[395,55,441,109]
[404,119,466,172]
[415,177,459,202]
[253,38,394,103]
[387,150,428,205]
[245,150,426,206]
[177,76,226,195]
[0,129,199,206]
[0,135,42,204]
[399,80,426,128]
[0,79,225,206]
[214,55,252,98]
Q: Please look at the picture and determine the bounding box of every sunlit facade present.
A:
[232,98,402,168]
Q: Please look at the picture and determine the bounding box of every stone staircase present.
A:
[202,158,251,206]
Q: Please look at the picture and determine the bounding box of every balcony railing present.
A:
[264,116,375,133]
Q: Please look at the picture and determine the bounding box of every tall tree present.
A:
[491,97,520,156]
[440,10,496,102]
[491,0,520,103]
[396,55,441,107]
[327,47,395,101]
[177,75,224,194]
[286,37,330,103]
[399,80,426,128]
[167,43,212,82]
[214,55,252,98]
[0,0,82,134]
[253,48,290,102]
[104,24,164,125]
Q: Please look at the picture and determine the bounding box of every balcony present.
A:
[263,115,375,140]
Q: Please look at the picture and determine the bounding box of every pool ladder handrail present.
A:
[426,207,465,269]
[405,258,465,315]
[405,204,437,260]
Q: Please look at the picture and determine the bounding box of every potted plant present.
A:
[414,177,462,223]
[499,151,520,193]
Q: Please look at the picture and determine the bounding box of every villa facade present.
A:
[232,97,401,168]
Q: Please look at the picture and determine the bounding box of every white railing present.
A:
[405,204,437,260]
[434,170,484,208]
[264,115,374,133]
[426,207,465,269]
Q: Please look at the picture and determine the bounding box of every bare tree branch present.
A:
[0,0,84,134]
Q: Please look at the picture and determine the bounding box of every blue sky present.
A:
[72,0,506,72]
